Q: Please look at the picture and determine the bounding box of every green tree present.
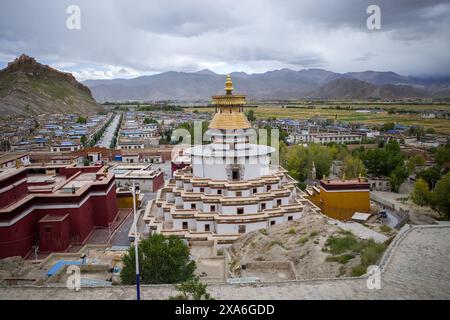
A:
[80,135,87,146]
[120,234,196,285]
[310,144,333,179]
[143,117,157,125]
[389,165,409,193]
[76,116,87,124]
[407,154,425,173]
[433,172,450,218]
[434,146,450,166]
[168,277,214,300]
[418,165,442,189]
[283,145,312,182]
[245,109,256,121]
[380,122,395,132]
[411,178,431,206]
[343,156,367,179]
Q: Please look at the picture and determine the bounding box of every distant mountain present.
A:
[308,78,432,99]
[83,67,450,102]
[0,54,103,115]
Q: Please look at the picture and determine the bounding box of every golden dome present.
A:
[209,75,251,130]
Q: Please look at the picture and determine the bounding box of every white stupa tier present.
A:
[145,75,319,246]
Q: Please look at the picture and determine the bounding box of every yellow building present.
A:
[307,177,370,221]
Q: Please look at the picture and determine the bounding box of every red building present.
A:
[0,164,118,258]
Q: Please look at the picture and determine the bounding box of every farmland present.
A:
[188,103,450,134]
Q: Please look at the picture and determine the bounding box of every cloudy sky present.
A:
[1,0,449,81]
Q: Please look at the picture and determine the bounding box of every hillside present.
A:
[0,54,103,115]
[309,78,432,99]
[84,68,450,102]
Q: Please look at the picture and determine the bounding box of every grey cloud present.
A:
[0,0,449,79]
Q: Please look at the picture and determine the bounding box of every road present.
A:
[97,114,121,148]
[1,224,449,299]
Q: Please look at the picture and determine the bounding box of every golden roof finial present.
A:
[225,74,233,95]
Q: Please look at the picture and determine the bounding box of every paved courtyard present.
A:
[1,225,449,300]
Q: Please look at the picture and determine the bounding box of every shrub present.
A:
[286,228,296,235]
[325,254,355,264]
[297,236,309,246]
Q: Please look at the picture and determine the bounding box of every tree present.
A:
[144,117,157,125]
[80,135,87,146]
[245,109,256,121]
[380,122,395,132]
[76,116,87,124]
[389,165,409,193]
[343,156,367,179]
[407,154,425,173]
[417,165,442,189]
[283,145,312,182]
[309,144,333,179]
[120,234,196,285]
[433,172,450,218]
[411,178,431,206]
[168,277,214,300]
[434,146,450,166]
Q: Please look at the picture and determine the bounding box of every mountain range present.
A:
[84,68,450,102]
[0,55,103,115]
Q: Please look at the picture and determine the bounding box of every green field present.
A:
[188,104,450,134]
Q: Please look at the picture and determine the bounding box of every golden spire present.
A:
[225,74,233,95]
[209,74,250,130]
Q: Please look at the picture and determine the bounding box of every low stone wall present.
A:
[241,261,297,281]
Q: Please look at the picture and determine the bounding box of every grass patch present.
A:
[309,230,319,237]
[286,228,297,235]
[380,225,392,233]
[351,265,367,277]
[259,228,268,235]
[325,234,388,277]
[296,236,309,246]
[325,235,363,255]
[325,254,355,264]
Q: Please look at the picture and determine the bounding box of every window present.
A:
[237,208,244,215]
[261,203,266,210]
[232,169,239,181]
[217,189,222,195]
[236,191,242,197]
[211,205,216,212]
[191,203,196,209]
[205,224,210,232]
[288,216,293,221]
[238,225,246,234]
[270,220,275,226]
[267,185,271,192]
[200,187,204,192]
[253,188,257,194]
[182,222,188,230]
[277,199,282,207]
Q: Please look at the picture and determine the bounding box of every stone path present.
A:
[1,225,449,300]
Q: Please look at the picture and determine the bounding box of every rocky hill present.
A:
[0,54,103,115]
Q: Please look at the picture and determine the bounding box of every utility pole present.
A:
[131,182,141,300]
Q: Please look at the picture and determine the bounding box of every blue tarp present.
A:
[46,260,81,277]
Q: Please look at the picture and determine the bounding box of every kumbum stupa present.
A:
[145,75,319,246]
